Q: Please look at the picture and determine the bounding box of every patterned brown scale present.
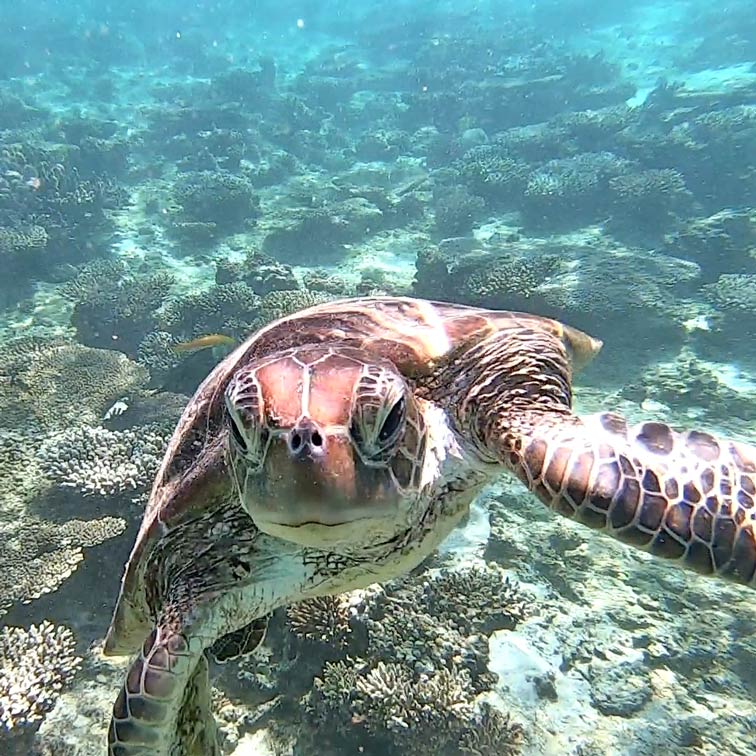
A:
[103,296,756,756]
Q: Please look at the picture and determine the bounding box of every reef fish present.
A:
[172,334,236,353]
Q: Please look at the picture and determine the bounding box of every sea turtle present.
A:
[104,296,756,755]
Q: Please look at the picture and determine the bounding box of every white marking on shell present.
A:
[416,299,451,357]
[420,402,465,491]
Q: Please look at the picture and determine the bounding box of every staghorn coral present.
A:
[0,516,126,617]
[0,621,82,735]
[37,423,171,498]
[0,338,149,432]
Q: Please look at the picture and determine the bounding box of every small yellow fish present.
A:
[172,334,236,353]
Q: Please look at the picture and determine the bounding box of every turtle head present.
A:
[223,345,428,550]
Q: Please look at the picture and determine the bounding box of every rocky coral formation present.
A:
[167,171,260,245]
[621,346,756,423]
[0,621,82,736]
[227,564,529,755]
[62,260,175,355]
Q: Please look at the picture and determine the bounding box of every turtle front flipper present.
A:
[108,624,219,756]
[503,411,756,587]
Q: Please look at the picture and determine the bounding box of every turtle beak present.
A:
[244,430,398,538]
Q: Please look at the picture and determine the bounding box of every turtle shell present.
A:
[104,296,600,654]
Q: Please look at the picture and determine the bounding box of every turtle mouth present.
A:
[251,514,405,550]
[231,437,405,547]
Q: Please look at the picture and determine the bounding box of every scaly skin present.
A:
[104,297,756,755]
[450,324,756,585]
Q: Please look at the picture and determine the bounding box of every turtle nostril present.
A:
[311,430,323,447]
[290,432,302,451]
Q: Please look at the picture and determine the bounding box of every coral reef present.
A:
[0,4,755,755]
[0,338,149,432]
[227,564,529,755]
[0,516,126,618]
[37,424,171,498]
[0,621,81,736]
[62,261,175,355]
[167,171,260,245]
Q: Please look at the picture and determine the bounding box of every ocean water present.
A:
[0,0,755,754]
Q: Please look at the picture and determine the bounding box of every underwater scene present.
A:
[1,0,756,754]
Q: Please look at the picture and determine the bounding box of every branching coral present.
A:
[459,702,525,756]
[455,144,530,201]
[0,338,149,432]
[432,185,486,236]
[308,657,523,755]
[37,423,171,497]
[459,255,561,309]
[523,152,633,225]
[0,141,123,263]
[419,564,530,634]
[215,250,298,295]
[286,595,352,649]
[0,621,82,734]
[0,224,47,261]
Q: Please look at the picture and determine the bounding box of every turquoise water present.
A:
[0,1,755,754]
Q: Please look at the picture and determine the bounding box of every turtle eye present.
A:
[378,397,405,444]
